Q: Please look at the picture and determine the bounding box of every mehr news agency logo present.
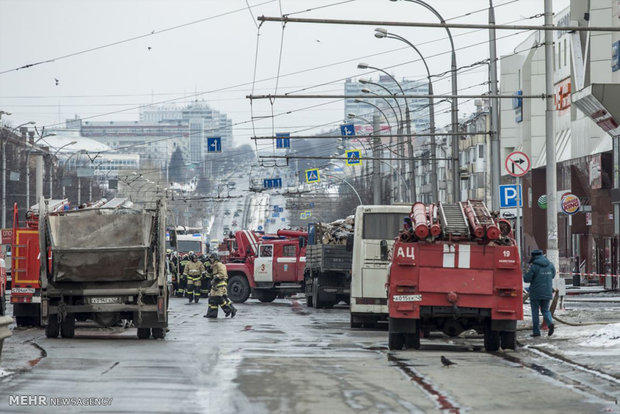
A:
[9,395,113,407]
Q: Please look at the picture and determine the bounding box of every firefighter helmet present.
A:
[209,252,219,262]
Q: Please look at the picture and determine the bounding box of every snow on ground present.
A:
[578,323,620,348]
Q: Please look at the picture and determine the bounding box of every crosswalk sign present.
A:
[346,149,362,165]
[340,123,355,137]
[305,168,320,183]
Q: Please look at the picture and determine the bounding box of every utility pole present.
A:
[35,153,44,205]
[489,0,501,211]
[406,110,416,202]
[544,0,559,270]
[1,134,6,229]
[372,114,382,204]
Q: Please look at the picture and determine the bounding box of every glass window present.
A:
[362,213,406,240]
[177,240,201,253]
[259,245,273,257]
[478,144,484,158]
[282,245,296,257]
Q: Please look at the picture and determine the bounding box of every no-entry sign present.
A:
[505,151,531,177]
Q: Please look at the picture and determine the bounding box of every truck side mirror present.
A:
[346,233,354,252]
[380,240,388,261]
[246,246,251,255]
[298,236,306,249]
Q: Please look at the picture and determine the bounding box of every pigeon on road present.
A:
[441,356,456,367]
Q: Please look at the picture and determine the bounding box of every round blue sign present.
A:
[258,226,263,231]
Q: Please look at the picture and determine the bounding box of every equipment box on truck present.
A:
[40,199,169,339]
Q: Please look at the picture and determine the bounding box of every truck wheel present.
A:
[350,314,362,329]
[404,331,421,350]
[0,294,5,316]
[137,328,151,339]
[388,332,405,350]
[306,294,313,308]
[228,275,250,303]
[60,314,75,338]
[255,290,277,303]
[500,331,516,350]
[45,315,60,338]
[484,328,501,352]
[152,327,166,339]
[312,277,321,308]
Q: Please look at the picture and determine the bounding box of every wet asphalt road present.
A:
[1,296,619,413]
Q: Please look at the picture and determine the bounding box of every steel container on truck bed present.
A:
[40,199,169,339]
[304,242,352,308]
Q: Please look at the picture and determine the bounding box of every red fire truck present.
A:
[222,229,307,303]
[11,200,69,326]
[387,200,523,351]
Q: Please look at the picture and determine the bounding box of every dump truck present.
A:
[304,221,353,308]
[39,198,169,339]
[387,200,523,351]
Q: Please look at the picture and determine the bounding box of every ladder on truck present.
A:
[466,200,495,228]
[437,202,470,238]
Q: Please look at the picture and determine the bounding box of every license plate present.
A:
[392,294,422,302]
[88,297,122,304]
[11,287,36,294]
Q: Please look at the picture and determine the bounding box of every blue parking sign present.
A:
[500,184,522,208]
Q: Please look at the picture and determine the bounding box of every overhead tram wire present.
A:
[35,12,538,129]
[0,0,277,76]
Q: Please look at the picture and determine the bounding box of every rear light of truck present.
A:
[395,286,417,293]
[497,288,519,297]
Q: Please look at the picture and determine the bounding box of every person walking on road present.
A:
[204,253,237,318]
[523,249,556,337]
[183,253,205,304]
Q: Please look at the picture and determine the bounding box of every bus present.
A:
[350,205,411,328]
[166,226,208,256]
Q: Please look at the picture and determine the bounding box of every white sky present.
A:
[0,0,569,152]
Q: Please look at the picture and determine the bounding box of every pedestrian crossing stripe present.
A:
[305,168,320,183]
[346,150,362,165]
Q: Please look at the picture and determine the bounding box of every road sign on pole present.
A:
[340,124,355,137]
[345,149,362,165]
[504,151,530,177]
[305,168,320,183]
[276,133,290,149]
[499,184,522,208]
[207,137,222,153]
[263,178,282,189]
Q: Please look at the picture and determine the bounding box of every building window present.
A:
[478,144,484,158]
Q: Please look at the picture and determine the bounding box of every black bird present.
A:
[441,356,456,367]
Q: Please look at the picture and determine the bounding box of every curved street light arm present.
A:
[363,80,404,122]
[363,90,400,126]
[326,174,363,205]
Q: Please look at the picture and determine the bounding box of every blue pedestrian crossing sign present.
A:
[346,149,362,165]
[499,184,522,208]
[340,123,356,137]
[207,137,221,153]
[305,168,320,183]
[276,133,290,149]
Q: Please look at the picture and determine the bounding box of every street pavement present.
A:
[1,296,619,413]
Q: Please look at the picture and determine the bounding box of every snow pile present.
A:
[0,369,11,378]
[578,323,620,348]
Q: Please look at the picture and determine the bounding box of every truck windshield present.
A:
[178,240,202,253]
[362,213,406,240]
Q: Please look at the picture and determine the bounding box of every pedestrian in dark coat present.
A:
[523,250,556,337]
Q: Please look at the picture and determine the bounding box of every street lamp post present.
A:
[48,141,77,199]
[357,62,416,202]
[389,0,458,202]
[374,28,438,203]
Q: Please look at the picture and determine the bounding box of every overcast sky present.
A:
[0,0,569,153]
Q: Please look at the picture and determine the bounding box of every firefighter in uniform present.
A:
[183,253,205,303]
[204,253,237,318]
[200,255,212,298]
[177,254,190,297]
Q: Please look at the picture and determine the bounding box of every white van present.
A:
[350,205,411,328]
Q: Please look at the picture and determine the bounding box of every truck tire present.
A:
[388,332,405,350]
[152,327,166,339]
[0,294,5,316]
[255,290,277,303]
[306,293,313,308]
[228,275,250,303]
[312,277,321,308]
[137,328,151,339]
[500,331,516,350]
[350,314,362,328]
[484,328,501,352]
[45,315,60,338]
[60,314,75,339]
[404,331,421,350]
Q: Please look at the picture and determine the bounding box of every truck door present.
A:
[274,243,297,282]
[253,244,274,282]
